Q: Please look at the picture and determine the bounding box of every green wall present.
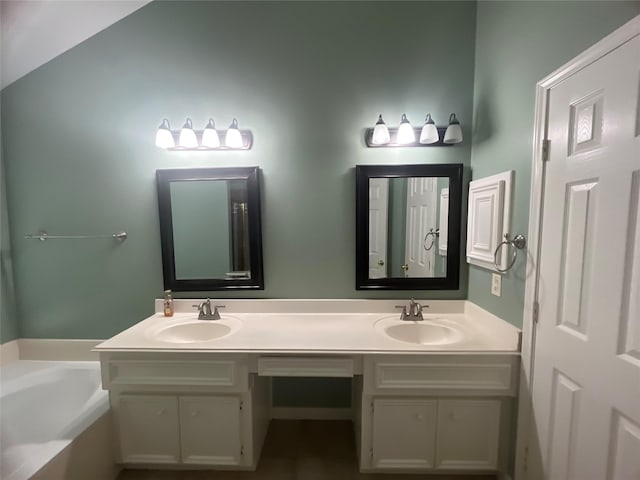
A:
[1,1,476,340]
[1,117,19,343]
[468,1,639,327]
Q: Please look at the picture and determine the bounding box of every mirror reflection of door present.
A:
[404,177,437,277]
[368,178,389,279]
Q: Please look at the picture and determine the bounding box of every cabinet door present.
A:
[371,398,437,469]
[179,396,243,465]
[117,394,180,464]
[436,399,500,470]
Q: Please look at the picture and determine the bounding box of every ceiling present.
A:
[1,0,151,89]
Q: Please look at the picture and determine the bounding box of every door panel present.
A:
[618,170,640,365]
[405,177,436,277]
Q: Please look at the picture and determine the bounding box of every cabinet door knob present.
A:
[156,408,165,416]
[377,259,385,266]
[401,264,409,271]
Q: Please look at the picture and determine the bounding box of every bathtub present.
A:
[0,361,113,480]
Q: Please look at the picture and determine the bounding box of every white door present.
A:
[405,177,437,277]
[438,187,449,258]
[529,33,640,480]
[180,396,243,465]
[369,178,389,279]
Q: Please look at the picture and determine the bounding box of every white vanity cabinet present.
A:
[435,398,501,470]
[371,398,438,469]
[358,354,519,474]
[101,353,270,470]
[117,394,180,464]
[179,395,243,465]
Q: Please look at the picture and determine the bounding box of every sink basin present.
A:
[149,316,241,343]
[375,316,463,345]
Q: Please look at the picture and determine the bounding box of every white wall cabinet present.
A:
[466,170,514,271]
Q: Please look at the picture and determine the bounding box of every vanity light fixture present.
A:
[443,113,463,144]
[396,114,416,145]
[419,113,439,144]
[155,119,175,149]
[178,118,198,148]
[365,113,461,148]
[224,118,243,149]
[371,114,391,145]
[201,118,220,148]
[155,117,253,150]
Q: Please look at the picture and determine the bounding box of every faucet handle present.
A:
[212,304,225,320]
[395,305,408,320]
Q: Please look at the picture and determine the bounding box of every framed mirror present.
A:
[157,167,264,291]
[356,164,463,290]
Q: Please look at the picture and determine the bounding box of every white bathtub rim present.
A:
[15,339,102,361]
[1,360,109,480]
[0,340,19,365]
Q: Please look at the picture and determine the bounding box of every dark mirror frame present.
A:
[157,166,264,291]
[356,163,463,290]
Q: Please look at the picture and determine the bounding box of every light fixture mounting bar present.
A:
[166,130,253,150]
[365,126,451,147]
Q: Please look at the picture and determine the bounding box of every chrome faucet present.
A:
[395,298,426,321]
[192,298,225,320]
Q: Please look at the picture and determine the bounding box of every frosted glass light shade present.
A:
[155,119,175,149]
[201,118,220,148]
[178,118,198,148]
[225,118,243,148]
[371,114,390,145]
[443,113,463,144]
[419,113,439,144]
[396,113,415,145]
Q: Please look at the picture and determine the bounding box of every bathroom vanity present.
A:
[95,299,520,475]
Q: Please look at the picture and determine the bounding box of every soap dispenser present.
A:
[163,290,173,317]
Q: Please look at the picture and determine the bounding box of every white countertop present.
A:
[94,300,521,355]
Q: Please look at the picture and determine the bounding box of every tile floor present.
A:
[117,420,497,480]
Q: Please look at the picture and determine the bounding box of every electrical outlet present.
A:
[491,273,502,297]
